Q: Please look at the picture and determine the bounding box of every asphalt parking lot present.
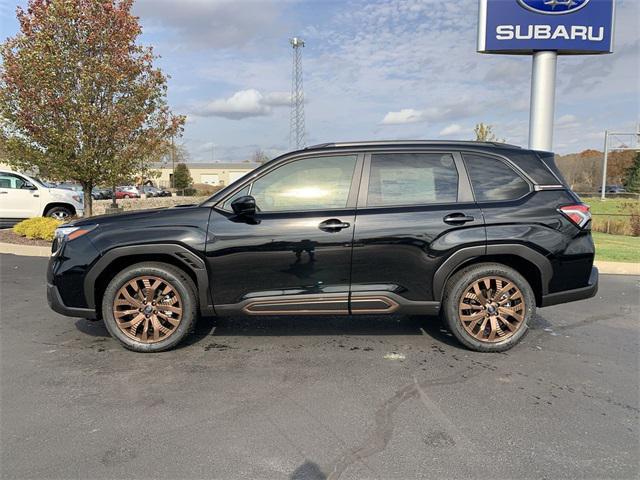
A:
[1,254,638,480]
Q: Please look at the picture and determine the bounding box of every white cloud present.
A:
[381,108,425,125]
[439,124,463,136]
[192,89,289,120]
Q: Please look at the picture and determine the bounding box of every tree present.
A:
[251,148,270,164]
[0,0,185,216]
[625,152,640,193]
[173,163,192,191]
[474,123,504,143]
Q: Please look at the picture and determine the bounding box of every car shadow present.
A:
[75,314,463,350]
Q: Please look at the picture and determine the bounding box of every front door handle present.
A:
[443,213,475,225]
[319,218,351,232]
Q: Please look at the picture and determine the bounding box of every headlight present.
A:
[72,194,83,204]
[54,224,97,242]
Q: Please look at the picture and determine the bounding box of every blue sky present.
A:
[1,0,638,162]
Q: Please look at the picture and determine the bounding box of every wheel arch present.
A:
[43,202,76,217]
[84,244,213,317]
[434,244,552,306]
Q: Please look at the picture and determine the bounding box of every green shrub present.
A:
[13,217,62,241]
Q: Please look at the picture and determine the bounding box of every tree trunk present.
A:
[111,185,117,208]
[82,182,93,217]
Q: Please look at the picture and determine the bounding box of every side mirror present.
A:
[231,195,257,217]
[22,182,37,190]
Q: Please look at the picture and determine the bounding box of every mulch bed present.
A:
[0,228,52,247]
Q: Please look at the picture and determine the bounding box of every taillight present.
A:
[559,204,591,228]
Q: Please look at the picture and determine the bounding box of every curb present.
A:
[0,242,51,257]
[0,242,638,275]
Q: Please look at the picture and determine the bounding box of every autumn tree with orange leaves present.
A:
[0,0,184,216]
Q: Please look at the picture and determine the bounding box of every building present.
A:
[151,162,260,188]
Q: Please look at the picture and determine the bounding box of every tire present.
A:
[124,194,131,199]
[442,263,535,353]
[101,262,198,352]
[45,206,73,221]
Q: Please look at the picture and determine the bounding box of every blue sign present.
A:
[478,0,615,55]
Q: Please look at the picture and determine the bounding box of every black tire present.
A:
[442,263,535,353]
[45,205,74,221]
[101,262,198,352]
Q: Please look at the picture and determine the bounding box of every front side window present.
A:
[247,155,357,212]
[367,153,458,207]
[0,173,27,189]
[464,154,530,202]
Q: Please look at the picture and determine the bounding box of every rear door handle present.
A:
[443,213,475,225]
[319,218,351,232]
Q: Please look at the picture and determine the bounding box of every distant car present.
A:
[598,185,626,194]
[91,187,113,200]
[140,185,161,197]
[0,170,84,226]
[115,186,140,199]
[56,182,83,193]
[158,188,172,197]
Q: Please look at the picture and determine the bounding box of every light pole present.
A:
[528,51,557,152]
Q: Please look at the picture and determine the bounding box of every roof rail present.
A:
[305,140,522,150]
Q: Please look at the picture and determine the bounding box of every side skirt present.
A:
[215,292,440,316]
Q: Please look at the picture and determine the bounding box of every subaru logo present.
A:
[517,0,591,15]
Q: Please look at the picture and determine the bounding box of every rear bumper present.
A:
[540,266,598,308]
[47,282,97,319]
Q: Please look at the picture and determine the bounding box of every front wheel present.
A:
[101,262,197,352]
[442,263,535,352]
[45,206,73,221]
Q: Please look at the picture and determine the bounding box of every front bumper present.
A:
[540,266,599,308]
[46,281,96,319]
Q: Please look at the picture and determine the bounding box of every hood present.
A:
[68,203,201,227]
[48,187,82,203]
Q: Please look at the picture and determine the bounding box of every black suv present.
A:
[47,141,598,353]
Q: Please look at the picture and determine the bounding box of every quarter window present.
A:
[463,154,530,202]
[367,153,458,207]
[246,155,357,212]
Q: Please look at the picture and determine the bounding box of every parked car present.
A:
[157,187,172,197]
[0,170,84,226]
[139,185,161,197]
[91,187,113,200]
[55,182,83,192]
[47,141,597,353]
[598,184,627,194]
[115,186,140,199]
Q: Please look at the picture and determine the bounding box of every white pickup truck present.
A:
[0,170,84,227]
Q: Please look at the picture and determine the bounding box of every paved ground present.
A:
[1,254,638,480]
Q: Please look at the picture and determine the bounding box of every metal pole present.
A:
[171,135,175,189]
[528,51,558,151]
[600,130,609,200]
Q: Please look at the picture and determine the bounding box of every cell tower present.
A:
[289,37,306,149]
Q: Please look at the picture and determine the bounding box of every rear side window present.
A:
[367,153,458,206]
[464,154,530,202]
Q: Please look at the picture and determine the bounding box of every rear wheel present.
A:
[101,262,197,352]
[442,263,535,352]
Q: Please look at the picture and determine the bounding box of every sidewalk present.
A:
[1,241,639,275]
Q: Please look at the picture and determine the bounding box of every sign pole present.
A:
[600,130,609,200]
[528,51,557,151]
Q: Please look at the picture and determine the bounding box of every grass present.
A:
[592,232,640,263]
[582,197,639,216]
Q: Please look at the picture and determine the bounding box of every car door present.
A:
[205,153,364,314]
[349,150,485,313]
[0,172,41,219]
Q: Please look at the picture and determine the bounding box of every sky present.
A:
[1,0,638,162]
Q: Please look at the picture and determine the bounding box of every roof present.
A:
[304,140,522,150]
[150,162,260,170]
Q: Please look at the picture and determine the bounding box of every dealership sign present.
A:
[478,0,615,54]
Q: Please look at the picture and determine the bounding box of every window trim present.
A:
[215,152,365,214]
[357,150,471,209]
[461,151,533,204]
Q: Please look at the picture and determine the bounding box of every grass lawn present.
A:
[582,197,639,216]
[592,232,640,263]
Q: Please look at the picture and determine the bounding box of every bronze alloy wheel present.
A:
[113,275,183,344]
[458,276,525,343]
